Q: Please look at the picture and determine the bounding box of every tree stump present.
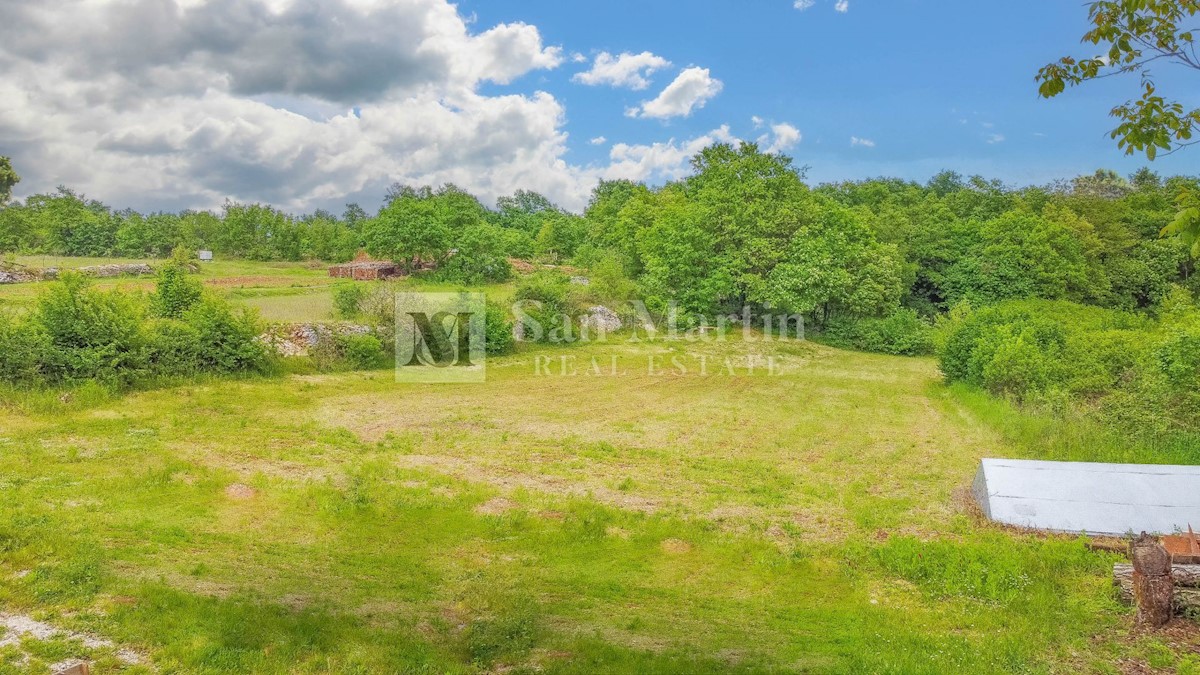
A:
[1131,532,1174,628]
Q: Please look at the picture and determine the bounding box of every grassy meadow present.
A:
[0,260,1198,673]
[0,257,514,322]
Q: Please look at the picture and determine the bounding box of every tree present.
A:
[0,156,19,205]
[439,224,513,284]
[756,202,905,321]
[27,187,119,256]
[1039,2,1200,255]
[495,190,558,237]
[363,185,486,270]
[1037,1,1200,160]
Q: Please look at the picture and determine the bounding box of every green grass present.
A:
[1,257,513,322]
[0,333,1194,673]
[0,258,1195,672]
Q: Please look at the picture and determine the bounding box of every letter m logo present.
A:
[395,292,486,382]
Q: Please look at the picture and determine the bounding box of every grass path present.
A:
[0,338,1196,673]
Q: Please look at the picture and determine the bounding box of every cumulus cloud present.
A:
[0,0,763,214]
[793,0,816,10]
[590,136,608,145]
[0,0,621,211]
[850,136,876,148]
[986,133,1006,144]
[758,123,802,153]
[627,67,723,119]
[835,0,849,12]
[604,126,737,182]
[572,51,671,90]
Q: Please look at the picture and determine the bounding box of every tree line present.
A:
[2,147,1195,321]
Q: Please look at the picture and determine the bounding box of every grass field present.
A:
[0,260,1198,673]
[0,257,514,322]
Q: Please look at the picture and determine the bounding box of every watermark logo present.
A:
[395,292,486,383]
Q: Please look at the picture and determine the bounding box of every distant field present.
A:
[1,257,513,322]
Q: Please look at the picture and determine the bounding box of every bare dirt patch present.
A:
[225,483,257,500]
[660,538,692,554]
[474,497,518,516]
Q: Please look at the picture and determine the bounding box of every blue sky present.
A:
[465,0,1196,186]
[1,0,1195,213]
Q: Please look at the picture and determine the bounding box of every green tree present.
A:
[496,190,558,237]
[756,202,905,321]
[1037,1,1200,160]
[364,185,487,271]
[1038,2,1200,253]
[0,156,19,205]
[27,188,119,256]
[440,223,513,284]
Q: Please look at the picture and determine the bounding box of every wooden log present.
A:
[1114,564,1200,612]
[1131,533,1174,626]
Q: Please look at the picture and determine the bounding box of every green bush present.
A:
[337,333,386,369]
[484,301,515,355]
[825,309,934,355]
[332,282,367,319]
[936,298,1199,430]
[512,271,580,343]
[181,295,271,374]
[0,312,49,385]
[34,272,150,383]
[150,260,202,318]
[147,318,204,376]
[586,250,638,305]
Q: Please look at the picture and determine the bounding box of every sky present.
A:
[0,0,1196,214]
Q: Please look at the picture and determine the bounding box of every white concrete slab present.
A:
[972,458,1200,536]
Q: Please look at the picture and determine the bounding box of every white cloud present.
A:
[572,51,671,90]
[850,136,876,148]
[571,52,588,63]
[835,0,849,12]
[751,115,765,128]
[0,0,763,214]
[627,67,723,119]
[0,0,610,211]
[759,123,802,153]
[605,126,737,182]
[590,136,607,145]
[793,0,816,10]
[986,133,1006,144]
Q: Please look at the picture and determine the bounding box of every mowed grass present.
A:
[3,330,1198,674]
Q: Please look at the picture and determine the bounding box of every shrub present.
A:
[512,271,580,343]
[147,318,203,376]
[825,309,934,356]
[513,270,575,312]
[34,272,149,383]
[354,281,406,330]
[180,295,271,374]
[936,298,1200,429]
[484,301,515,355]
[150,260,202,318]
[586,250,638,305]
[337,333,386,369]
[0,312,49,385]
[332,282,367,319]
